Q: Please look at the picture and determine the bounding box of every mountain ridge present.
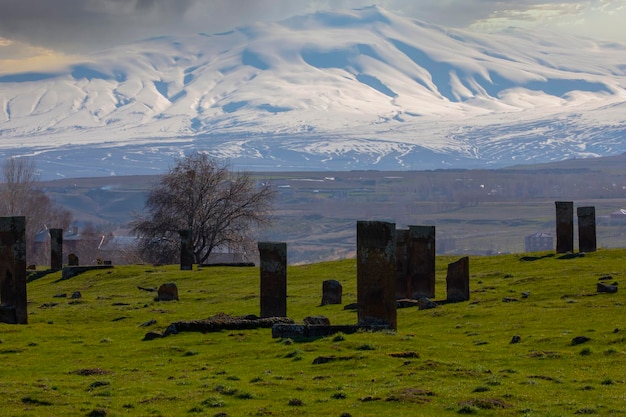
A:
[2,5,626,179]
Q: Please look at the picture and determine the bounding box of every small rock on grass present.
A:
[571,336,591,346]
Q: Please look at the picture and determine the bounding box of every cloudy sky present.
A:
[1,0,626,74]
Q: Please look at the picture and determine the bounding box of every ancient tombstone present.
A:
[321,279,342,305]
[157,283,179,301]
[258,241,287,318]
[49,228,63,271]
[68,253,79,266]
[555,201,574,253]
[395,229,409,299]
[179,229,193,270]
[446,256,470,302]
[0,216,28,324]
[407,225,436,299]
[356,221,397,329]
[577,206,597,253]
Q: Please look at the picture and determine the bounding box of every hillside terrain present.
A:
[2,249,625,415]
[40,154,626,264]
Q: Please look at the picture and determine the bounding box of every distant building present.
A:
[609,209,626,223]
[97,235,141,265]
[525,232,553,252]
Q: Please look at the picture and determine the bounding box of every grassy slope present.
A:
[1,250,625,416]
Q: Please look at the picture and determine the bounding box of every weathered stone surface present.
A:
[258,241,287,318]
[146,314,295,340]
[555,201,574,253]
[179,229,193,270]
[395,228,409,299]
[357,221,397,329]
[577,206,597,253]
[0,216,27,324]
[417,297,438,310]
[597,283,618,293]
[71,291,82,299]
[303,316,330,326]
[321,279,342,305]
[446,256,470,302]
[68,253,79,266]
[272,323,389,339]
[157,283,179,301]
[49,228,63,271]
[396,298,418,308]
[571,336,591,345]
[143,331,162,341]
[0,305,17,325]
[407,225,436,299]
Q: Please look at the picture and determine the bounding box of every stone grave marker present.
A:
[321,279,342,305]
[357,220,397,329]
[555,201,574,253]
[446,256,470,302]
[179,229,193,270]
[0,216,27,324]
[68,253,79,266]
[407,225,436,299]
[258,241,287,318]
[49,228,63,270]
[158,283,179,301]
[577,206,597,253]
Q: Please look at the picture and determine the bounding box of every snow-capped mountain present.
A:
[2,6,626,179]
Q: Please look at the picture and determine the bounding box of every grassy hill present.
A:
[2,249,625,416]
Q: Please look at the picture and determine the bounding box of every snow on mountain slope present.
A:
[1,6,626,178]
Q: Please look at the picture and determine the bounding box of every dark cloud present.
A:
[0,0,610,52]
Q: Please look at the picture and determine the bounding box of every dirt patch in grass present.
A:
[312,355,354,365]
[458,397,513,410]
[528,350,562,359]
[528,375,561,383]
[386,388,436,404]
[388,351,420,358]
[21,396,53,406]
[70,368,113,376]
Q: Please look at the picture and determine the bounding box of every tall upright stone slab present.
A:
[407,225,436,299]
[577,206,597,253]
[0,216,27,324]
[555,201,574,253]
[49,228,63,271]
[395,228,410,299]
[258,241,287,318]
[357,221,396,329]
[179,229,194,270]
[446,256,470,302]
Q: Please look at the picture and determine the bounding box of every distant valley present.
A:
[41,153,626,264]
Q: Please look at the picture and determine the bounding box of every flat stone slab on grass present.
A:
[61,265,114,280]
[272,324,391,339]
[144,313,294,340]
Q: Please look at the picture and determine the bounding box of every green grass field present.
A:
[2,250,625,416]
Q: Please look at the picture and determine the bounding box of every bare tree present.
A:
[0,157,72,264]
[131,154,275,264]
